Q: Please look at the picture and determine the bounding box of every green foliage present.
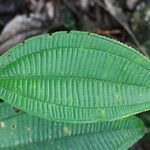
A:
[0,103,145,150]
[0,31,149,123]
[0,31,149,149]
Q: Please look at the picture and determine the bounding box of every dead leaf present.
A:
[0,14,44,42]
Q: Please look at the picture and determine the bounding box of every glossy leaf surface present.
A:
[0,103,145,150]
[0,31,149,122]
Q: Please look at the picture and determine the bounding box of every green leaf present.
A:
[0,31,149,123]
[0,103,145,150]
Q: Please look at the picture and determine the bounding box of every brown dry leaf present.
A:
[0,14,45,42]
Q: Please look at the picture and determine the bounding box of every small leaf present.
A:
[0,31,149,123]
[0,103,145,150]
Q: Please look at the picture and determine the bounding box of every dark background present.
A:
[0,0,149,149]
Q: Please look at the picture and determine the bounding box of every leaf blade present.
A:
[0,31,149,122]
[0,103,145,150]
